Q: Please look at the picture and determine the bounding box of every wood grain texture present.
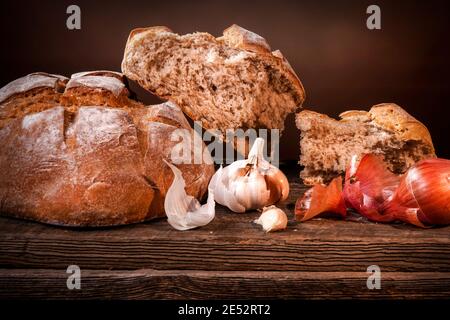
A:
[0,269,449,299]
[0,180,449,272]
[0,167,449,299]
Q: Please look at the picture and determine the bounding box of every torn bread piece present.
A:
[295,103,436,185]
[121,24,305,136]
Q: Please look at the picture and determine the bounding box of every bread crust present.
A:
[0,73,67,104]
[0,72,214,227]
[367,103,434,149]
[121,24,305,132]
[339,103,434,150]
[296,103,436,185]
[298,103,434,149]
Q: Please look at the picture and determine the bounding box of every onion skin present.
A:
[295,176,346,221]
[343,154,400,223]
[296,154,450,228]
[385,158,450,225]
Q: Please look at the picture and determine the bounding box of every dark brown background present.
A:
[1,0,449,160]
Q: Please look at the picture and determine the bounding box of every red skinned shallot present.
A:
[295,154,450,228]
[381,158,450,226]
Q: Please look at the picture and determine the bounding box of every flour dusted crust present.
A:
[0,71,214,227]
[143,101,192,129]
[71,70,124,80]
[220,24,272,54]
[66,76,127,97]
[0,73,67,104]
[121,24,305,134]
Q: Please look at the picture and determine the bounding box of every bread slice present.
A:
[295,103,436,185]
[0,71,214,226]
[121,24,305,134]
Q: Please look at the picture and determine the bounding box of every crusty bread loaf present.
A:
[296,103,436,185]
[0,71,214,227]
[0,73,68,129]
[121,24,305,135]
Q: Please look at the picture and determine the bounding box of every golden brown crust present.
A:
[220,25,305,104]
[295,110,333,128]
[270,49,306,104]
[0,72,215,227]
[122,24,306,130]
[0,73,67,104]
[220,24,272,54]
[296,103,436,185]
[129,26,173,39]
[368,103,434,150]
[298,104,434,150]
[339,110,370,122]
[0,87,63,129]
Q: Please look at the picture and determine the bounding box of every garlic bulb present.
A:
[163,160,215,230]
[209,138,289,212]
[254,206,288,232]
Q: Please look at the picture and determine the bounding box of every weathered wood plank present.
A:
[1,209,449,272]
[0,269,449,299]
[0,171,449,272]
[0,168,449,299]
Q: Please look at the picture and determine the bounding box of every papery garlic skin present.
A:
[209,138,290,212]
[254,206,288,232]
[264,167,290,203]
[232,168,271,210]
[164,160,215,230]
[209,165,246,212]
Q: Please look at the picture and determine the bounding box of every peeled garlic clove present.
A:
[254,206,288,232]
[163,160,215,230]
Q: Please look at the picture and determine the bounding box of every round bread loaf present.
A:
[0,71,215,227]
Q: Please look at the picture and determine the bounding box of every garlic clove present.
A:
[254,206,288,232]
[163,160,215,230]
[209,166,224,203]
[233,170,271,210]
[264,167,290,203]
[209,165,246,213]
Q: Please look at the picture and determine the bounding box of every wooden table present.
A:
[0,167,449,299]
